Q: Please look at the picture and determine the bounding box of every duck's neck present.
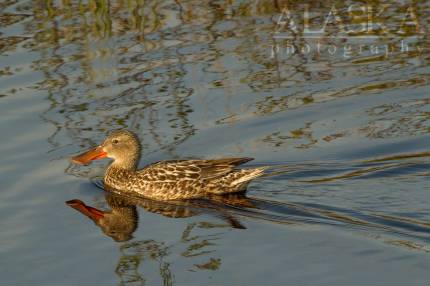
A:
[104,151,141,192]
[104,163,136,192]
[108,153,141,172]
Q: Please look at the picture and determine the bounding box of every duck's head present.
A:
[72,129,141,170]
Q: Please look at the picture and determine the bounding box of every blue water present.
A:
[1,1,430,285]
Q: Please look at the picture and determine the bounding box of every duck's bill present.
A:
[71,146,107,164]
[66,199,105,221]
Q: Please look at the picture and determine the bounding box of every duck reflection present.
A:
[67,195,138,242]
[66,191,255,241]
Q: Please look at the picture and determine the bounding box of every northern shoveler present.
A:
[71,129,266,200]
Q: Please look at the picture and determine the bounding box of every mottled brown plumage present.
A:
[72,129,266,200]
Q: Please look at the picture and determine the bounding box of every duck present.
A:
[71,129,266,200]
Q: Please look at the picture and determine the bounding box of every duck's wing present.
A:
[194,158,254,179]
[138,158,254,181]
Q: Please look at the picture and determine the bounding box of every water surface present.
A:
[1,1,430,285]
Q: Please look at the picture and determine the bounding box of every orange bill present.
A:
[66,199,105,221]
[71,146,107,165]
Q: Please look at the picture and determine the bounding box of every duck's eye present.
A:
[112,139,119,144]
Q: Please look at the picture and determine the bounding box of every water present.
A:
[1,1,430,285]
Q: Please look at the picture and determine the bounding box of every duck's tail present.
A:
[207,167,267,195]
[231,167,267,186]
